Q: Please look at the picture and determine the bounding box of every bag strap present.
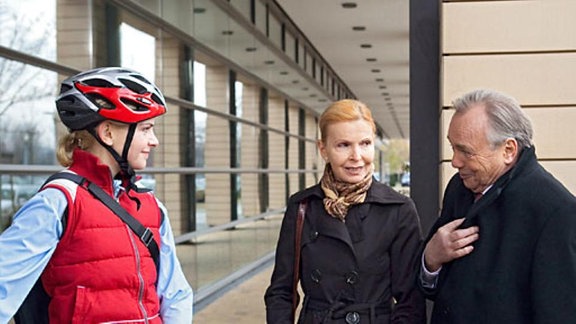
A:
[43,172,160,275]
[293,199,307,317]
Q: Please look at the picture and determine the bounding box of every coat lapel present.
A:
[315,206,356,254]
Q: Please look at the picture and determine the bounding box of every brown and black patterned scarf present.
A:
[320,163,373,221]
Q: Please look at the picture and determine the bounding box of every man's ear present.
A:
[503,138,518,164]
[95,121,114,146]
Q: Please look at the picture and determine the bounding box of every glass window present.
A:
[194,61,207,227]
[0,0,56,61]
[120,23,156,81]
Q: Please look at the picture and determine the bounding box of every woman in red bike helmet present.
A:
[0,67,193,323]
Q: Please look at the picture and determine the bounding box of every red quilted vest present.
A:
[41,149,162,323]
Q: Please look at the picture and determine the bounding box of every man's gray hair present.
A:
[452,89,533,149]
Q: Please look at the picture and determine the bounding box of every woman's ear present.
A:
[95,121,114,146]
[317,139,327,162]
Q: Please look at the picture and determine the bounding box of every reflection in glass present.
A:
[0,0,56,61]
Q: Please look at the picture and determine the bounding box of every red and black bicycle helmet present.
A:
[56,67,166,130]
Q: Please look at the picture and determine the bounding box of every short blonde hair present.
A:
[318,99,376,143]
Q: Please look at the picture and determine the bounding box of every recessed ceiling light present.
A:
[379,85,387,89]
[280,71,288,75]
[371,69,381,73]
[193,8,206,14]
[375,78,384,82]
[222,30,234,35]
[342,2,357,9]
[352,26,366,31]
[366,58,377,62]
[264,60,275,65]
[292,80,300,84]
[360,44,372,49]
[245,47,257,52]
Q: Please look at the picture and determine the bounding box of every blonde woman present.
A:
[265,99,426,323]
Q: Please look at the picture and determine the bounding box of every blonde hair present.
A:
[56,130,96,167]
[318,99,376,143]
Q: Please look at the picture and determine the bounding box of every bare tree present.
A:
[0,1,56,117]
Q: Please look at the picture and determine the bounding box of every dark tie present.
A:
[474,193,483,202]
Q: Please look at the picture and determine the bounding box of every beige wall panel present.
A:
[439,109,453,163]
[240,84,260,217]
[306,113,320,187]
[155,36,184,233]
[205,66,231,225]
[288,104,300,195]
[441,107,576,160]
[529,107,576,159]
[541,161,576,195]
[268,96,286,209]
[443,0,576,53]
[443,54,576,107]
[57,0,92,70]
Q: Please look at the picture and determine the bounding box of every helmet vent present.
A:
[119,78,147,94]
[121,98,149,112]
[86,93,115,110]
[151,93,164,105]
[60,84,73,93]
[81,78,115,88]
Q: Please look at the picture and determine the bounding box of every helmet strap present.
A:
[87,124,146,208]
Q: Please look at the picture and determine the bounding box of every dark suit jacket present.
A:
[419,146,576,324]
[265,181,426,323]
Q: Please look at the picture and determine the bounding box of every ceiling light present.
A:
[366,58,377,62]
[280,71,288,75]
[379,85,387,89]
[264,60,275,65]
[371,69,381,73]
[222,30,234,35]
[375,78,384,82]
[360,44,372,49]
[352,26,366,31]
[342,2,357,9]
[193,8,206,14]
[245,47,257,52]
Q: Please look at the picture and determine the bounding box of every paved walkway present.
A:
[193,265,273,323]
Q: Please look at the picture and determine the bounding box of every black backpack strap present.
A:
[43,172,160,275]
[13,279,50,324]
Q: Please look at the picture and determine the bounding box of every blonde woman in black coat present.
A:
[265,99,426,324]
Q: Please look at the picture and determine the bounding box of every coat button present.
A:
[345,311,360,324]
[310,231,319,240]
[311,269,322,283]
[345,271,359,285]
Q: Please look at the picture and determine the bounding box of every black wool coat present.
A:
[419,146,576,324]
[265,181,426,324]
